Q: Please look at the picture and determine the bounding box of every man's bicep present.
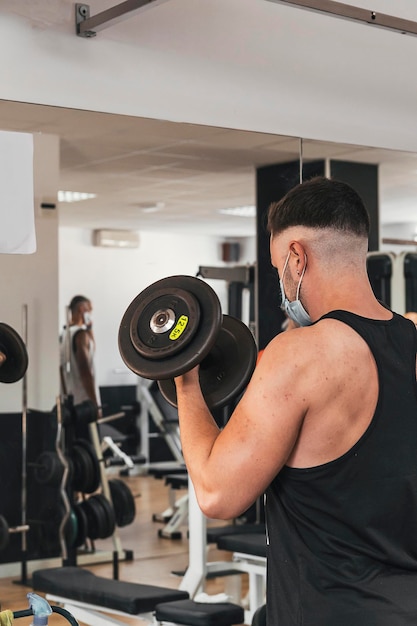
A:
[208,357,306,509]
[232,372,304,468]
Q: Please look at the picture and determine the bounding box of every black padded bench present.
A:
[216,533,267,558]
[32,566,188,614]
[32,566,243,626]
[207,523,265,545]
[148,464,187,479]
[155,598,244,626]
[165,473,188,489]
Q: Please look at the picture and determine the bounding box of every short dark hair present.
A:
[267,176,370,238]
[69,295,90,314]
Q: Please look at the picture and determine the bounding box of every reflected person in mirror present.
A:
[60,295,101,418]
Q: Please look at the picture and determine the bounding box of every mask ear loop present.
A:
[295,254,307,300]
[281,251,291,278]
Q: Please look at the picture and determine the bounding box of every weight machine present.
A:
[136,379,184,468]
[197,264,255,334]
[367,250,417,313]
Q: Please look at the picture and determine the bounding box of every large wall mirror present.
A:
[1,100,417,243]
[1,99,417,410]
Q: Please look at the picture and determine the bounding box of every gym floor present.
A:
[0,471,245,625]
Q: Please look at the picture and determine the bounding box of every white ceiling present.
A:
[1,99,417,239]
[1,1,417,239]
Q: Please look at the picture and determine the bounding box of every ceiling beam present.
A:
[75,0,171,38]
[266,0,417,37]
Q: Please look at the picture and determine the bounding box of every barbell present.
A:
[31,439,100,494]
[0,322,28,383]
[118,275,258,409]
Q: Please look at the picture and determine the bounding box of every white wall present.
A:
[1,1,417,153]
[59,227,256,393]
[0,134,59,412]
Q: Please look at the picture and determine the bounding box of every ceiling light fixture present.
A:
[139,202,165,213]
[218,205,256,218]
[58,190,97,203]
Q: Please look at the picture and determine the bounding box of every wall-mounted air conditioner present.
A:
[92,229,139,249]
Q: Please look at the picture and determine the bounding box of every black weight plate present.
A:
[71,444,92,492]
[79,498,101,541]
[130,287,200,359]
[109,479,136,527]
[73,503,88,548]
[73,399,98,426]
[158,315,258,410]
[88,495,109,539]
[66,456,74,486]
[74,439,101,494]
[71,445,87,492]
[0,322,29,383]
[81,494,115,540]
[34,451,64,487]
[119,275,222,380]
[93,493,116,538]
[72,444,97,494]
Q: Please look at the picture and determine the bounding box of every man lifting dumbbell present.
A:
[174,177,417,625]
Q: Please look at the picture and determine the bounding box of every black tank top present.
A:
[266,311,417,626]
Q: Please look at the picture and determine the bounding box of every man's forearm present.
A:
[175,372,220,495]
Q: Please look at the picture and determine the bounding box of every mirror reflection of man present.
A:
[60,295,101,416]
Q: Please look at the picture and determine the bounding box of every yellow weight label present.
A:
[169,315,188,341]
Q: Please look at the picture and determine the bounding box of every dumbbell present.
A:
[0,322,28,383]
[118,275,258,409]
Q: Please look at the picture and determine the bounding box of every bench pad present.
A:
[32,566,189,615]
[155,599,244,626]
[206,523,265,544]
[165,473,188,489]
[216,533,267,558]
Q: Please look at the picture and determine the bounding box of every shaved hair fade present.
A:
[267,176,370,239]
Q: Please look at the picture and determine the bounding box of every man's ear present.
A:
[289,241,307,275]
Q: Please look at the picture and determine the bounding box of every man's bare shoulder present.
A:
[284,318,378,466]
[73,327,91,348]
[256,317,370,403]
[265,316,355,360]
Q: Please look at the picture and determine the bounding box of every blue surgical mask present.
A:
[279,251,312,327]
